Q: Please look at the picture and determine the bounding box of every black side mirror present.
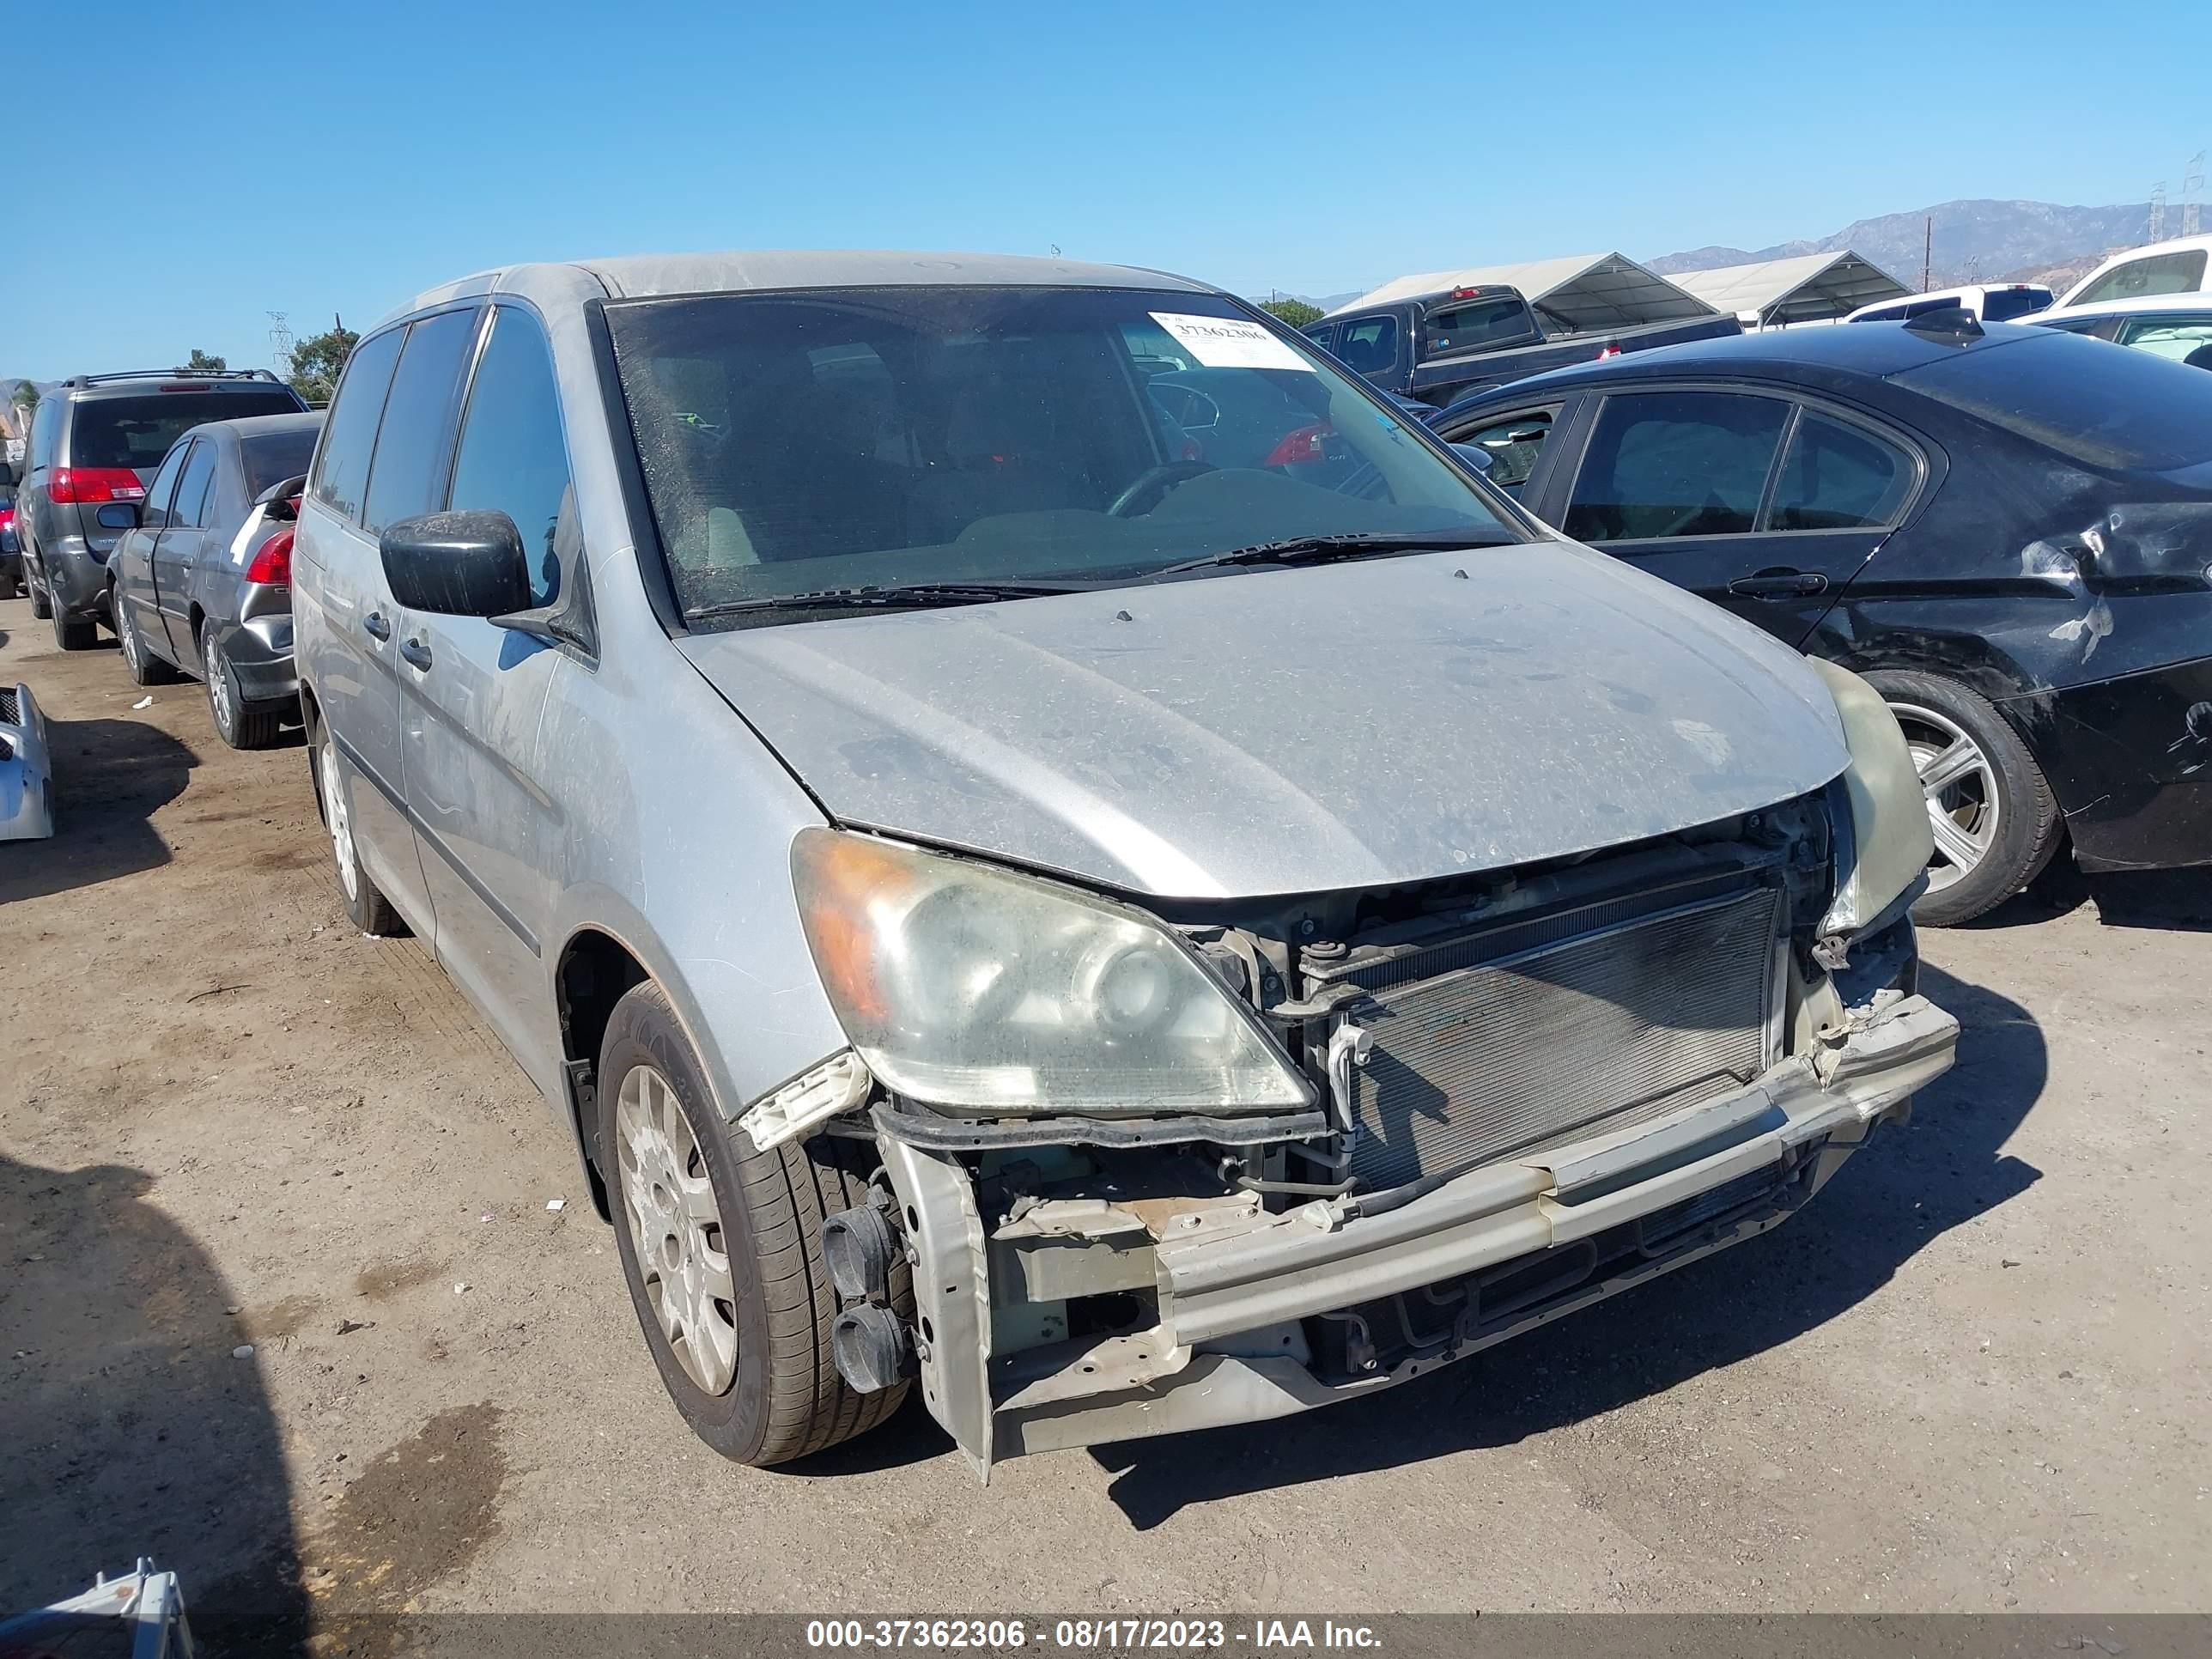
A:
[0,460,16,487]
[96,501,143,529]
[380,510,532,619]
[1449,442,1495,472]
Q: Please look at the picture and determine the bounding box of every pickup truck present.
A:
[1306,284,1742,407]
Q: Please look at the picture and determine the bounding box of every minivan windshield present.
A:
[605,286,1517,622]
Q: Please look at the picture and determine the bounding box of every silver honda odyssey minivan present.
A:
[292,252,1955,1477]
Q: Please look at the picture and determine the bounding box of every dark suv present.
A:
[16,370,307,647]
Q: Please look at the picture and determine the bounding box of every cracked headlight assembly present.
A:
[1809,659,1933,939]
[791,828,1312,1115]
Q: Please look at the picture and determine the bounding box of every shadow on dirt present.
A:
[0,717,195,905]
[1965,858,2212,933]
[1089,961,2044,1529]
[0,1150,307,1644]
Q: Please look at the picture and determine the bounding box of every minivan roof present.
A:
[384,250,1214,328]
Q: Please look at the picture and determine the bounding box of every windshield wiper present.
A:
[684,581,1087,622]
[1141,532,1504,581]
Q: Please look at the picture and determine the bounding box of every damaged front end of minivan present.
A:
[740,663,1955,1479]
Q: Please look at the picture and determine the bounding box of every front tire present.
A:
[115,594,177,687]
[599,980,908,1467]
[1863,668,2061,927]
[312,719,405,936]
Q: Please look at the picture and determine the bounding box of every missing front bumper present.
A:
[882,994,1958,1478]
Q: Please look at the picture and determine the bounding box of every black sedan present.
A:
[106,411,321,748]
[1430,315,2212,924]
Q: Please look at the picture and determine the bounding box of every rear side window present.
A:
[2073,250,2209,307]
[1901,331,2212,471]
[1425,299,1529,357]
[1564,390,1788,541]
[1769,414,1914,530]
[175,441,220,528]
[311,327,405,524]
[1336,316,1399,376]
[1852,304,1909,324]
[447,308,572,605]
[362,308,481,536]
[2117,315,2212,365]
[242,426,321,496]
[1979,288,2051,323]
[31,399,61,467]
[69,391,301,471]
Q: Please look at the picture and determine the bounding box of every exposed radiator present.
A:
[1337,882,1783,1191]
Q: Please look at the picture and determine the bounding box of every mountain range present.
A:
[1649,198,2162,292]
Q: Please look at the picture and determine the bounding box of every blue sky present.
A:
[8,0,2208,380]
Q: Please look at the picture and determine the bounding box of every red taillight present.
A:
[1262,422,1334,467]
[49,466,147,504]
[159,382,212,392]
[245,528,294,586]
[1595,343,1623,360]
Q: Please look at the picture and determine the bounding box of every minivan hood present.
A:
[678,544,1850,899]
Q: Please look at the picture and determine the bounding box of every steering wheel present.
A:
[1108,461,1216,518]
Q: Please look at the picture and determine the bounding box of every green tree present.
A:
[284,317,360,405]
[1259,298,1323,329]
[10,380,37,414]
[180,348,228,372]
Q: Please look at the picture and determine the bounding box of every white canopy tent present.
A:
[1670,252,1911,328]
[1327,252,1716,329]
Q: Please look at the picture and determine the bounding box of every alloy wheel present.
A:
[319,738,360,902]
[614,1063,738,1395]
[116,600,140,674]
[1889,700,2000,894]
[206,635,235,738]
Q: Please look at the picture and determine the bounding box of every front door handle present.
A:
[362,611,392,641]
[398,636,434,672]
[1727,570,1828,598]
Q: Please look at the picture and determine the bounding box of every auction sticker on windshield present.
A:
[1151,313,1313,371]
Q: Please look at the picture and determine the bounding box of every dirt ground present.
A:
[3,592,2209,1628]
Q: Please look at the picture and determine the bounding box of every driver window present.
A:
[142,441,194,528]
[1453,408,1555,491]
[1564,391,1787,543]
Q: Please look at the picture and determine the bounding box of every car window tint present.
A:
[448,308,572,605]
[1455,409,1554,489]
[311,327,405,525]
[1979,289,2051,323]
[69,392,301,472]
[1564,391,1787,541]
[142,442,193,526]
[2118,316,2212,364]
[175,441,220,529]
[1769,413,1913,531]
[1425,299,1528,358]
[1336,316,1398,375]
[30,400,62,468]
[2074,249,2209,307]
[242,426,321,496]
[362,308,481,537]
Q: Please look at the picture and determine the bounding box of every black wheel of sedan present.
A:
[598,979,908,1467]
[1862,669,2062,927]
[114,594,177,688]
[202,628,281,750]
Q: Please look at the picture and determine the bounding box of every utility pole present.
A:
[1922,216,1931,292]
[267,311,294,373]
[2150,182,2166,243]
[2185,153,2205,238]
